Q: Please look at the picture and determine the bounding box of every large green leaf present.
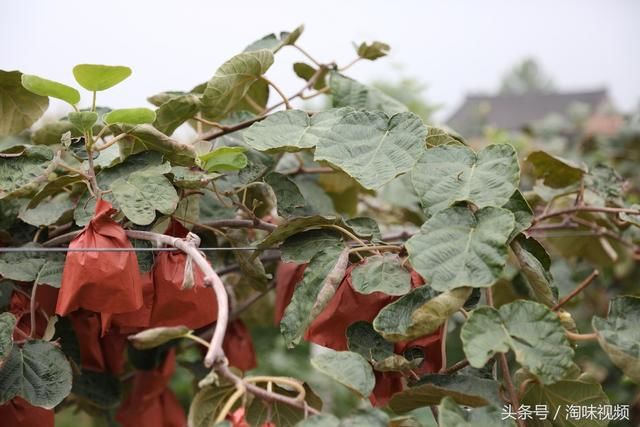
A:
[310,349,375,398]
[461,300,574,384]
[592,295,640,383]
[200,50,274,120]
[265,172,310,217]
[21,74,80,105]
[0,312,16,366]
[438,397,515,427]
[68,111,98,133]
[0,145,54,199]
[0,340,72,408]
[330,72,407,115]
[0,246,65,287]
[72,64,131,91]
[389,374,502,412]
[424,125,465,147]
[111,170,179,225]
[104,108,156,125]
[346,321,394,362]
[510,236,557,308]
[115,124,197,166]
[280,246,347,346]
[0,70,48,136]
[526,151,586,188]
[374,286,470,342]
[411,144,520,216]
[521,378,609,427]
[256,215,353,250]
[502,189,533,240]
[406,206,514,291]
[243,108,349,152]
[19,192,74,226]
[280,229,342,263]
[153,94,200,135]
[314,110,426,190]
[340,408,390,426]
[297,414,340,426]
[351,253,411,296]
[188,381,237,427]
[245,382,322,426]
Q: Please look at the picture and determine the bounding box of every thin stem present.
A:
[95,133,127,151]
[441,359,470,375]
[293,44,322,67]
[552,270,599,311]
[91,91,97,112]
[339,57,362,72]
[498,352,525,427]
[534,206,640,223]
[244,376,306,401]
[216,384,246,424]
[439,318,448,373]
[565,331,598,341]
[281,166,334,176]
[261,77,291,109]
[191,116,229,130]
[28,281,39,339]
[185,332,211,348]
[348,244,402,254]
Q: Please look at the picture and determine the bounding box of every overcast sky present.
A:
[2,0,639,122]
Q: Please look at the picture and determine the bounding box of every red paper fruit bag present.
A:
[112,272,154,332]
[116,349,185,427]
[56,199,143,317]
[0,397,54,427]
[149,220,217,329]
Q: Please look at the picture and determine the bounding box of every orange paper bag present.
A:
[149,220,217,329]
[56,199,143,317]
[116,349,186,427]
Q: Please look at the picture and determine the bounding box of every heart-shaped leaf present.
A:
[0,70,49,136]
[311,349,375,398]
[111,170,179,225]
[72,64,132,91]
[197,146,248,172]
[346,321,394,362]
[314,110,426,190]
[411,144,520,216]
[0,340,72,408]
[461,300,575,384]
[351,253,412,296]
[330,72,407,115]
[153,94,200,135]
[68,111,98,132]
[592,295,640,383]
[21,74,80,105]
[406,206,514,291]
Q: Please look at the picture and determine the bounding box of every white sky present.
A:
[1,0,639,121]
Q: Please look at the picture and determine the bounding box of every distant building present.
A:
[446,89,623,138]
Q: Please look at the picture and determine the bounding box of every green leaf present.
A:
[265,172,309,217]
[330,72,407,115]
[0,312,16,366]
[197,146,247,172]
[620,204,640,227]
[188,382,237,427]
[0,340,72,408]
[104,108,156,125]
[521,379,609,427]
[280,229,342,263]
[245,382,322,426]
[154,94,200,135]
[114,124,196,165]
[111,170,179,225]
[411,144,520,216]
[314,110,426,190]
[71,370,121,409]
[461,300,574,384]
[72,64,131,91]
[310,349,375,398]
[502,189,533,240]
[438,397,515,427]
[68,111,98,132]
[344,217,381,240]
[21,74,80,105]
[0,70,49,136]
[351,254,411,296]
[389,374,502,412]
[19,192,74,226]
[170,166,220,189]
[346,321,394,362]
[0,247,65,287]
[526,151,586,188]
[592,295,640,383]
[374,286,471,342]
[244,25,304,53]
[227,228,271,291]
[256,215,353,250]
[406,206,514,291]
[31,120,77,145]
[243,108,349,152]
[510,236,557,308]
[200,50,274,120]
[297,414,340,426]
[341,408,390,426]
[128,325,191,350]
[293,62,327,90]
[425,125,466,147]
[280,246,347,346]
[356,41,390,60]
